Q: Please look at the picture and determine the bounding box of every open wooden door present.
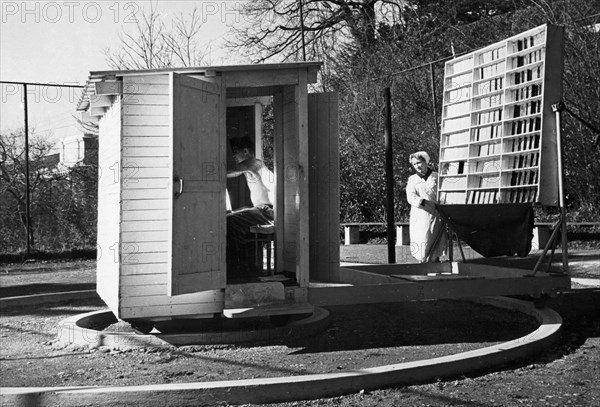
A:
[169,73,226,296]
[308,92,340,283]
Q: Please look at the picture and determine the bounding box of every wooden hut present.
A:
[77,62,339,329]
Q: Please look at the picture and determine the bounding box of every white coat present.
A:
[406,171,446,262]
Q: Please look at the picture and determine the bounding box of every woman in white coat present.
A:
[406,151,447,263]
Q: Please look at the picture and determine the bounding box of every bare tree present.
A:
[227,0,532,64]
[104,5,209,69]
[227,0,409,63]
[0,129,56,248]
[1,128,100,252]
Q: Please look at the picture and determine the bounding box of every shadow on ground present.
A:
[0,283,96,298]
[280,300,539,354]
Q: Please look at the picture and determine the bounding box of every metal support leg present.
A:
[447,225,454,262]
[456,234,467,263]
[446,223,466,262]
[532,219,562,275]
[552,106,569,273]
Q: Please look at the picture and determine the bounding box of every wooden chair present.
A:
[248,224,275,275]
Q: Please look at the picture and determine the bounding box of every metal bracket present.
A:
[552,100,600,148]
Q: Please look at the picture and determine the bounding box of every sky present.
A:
[0,0,250,142]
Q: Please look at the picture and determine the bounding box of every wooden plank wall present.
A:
[119,74,222,319]
[281,85,299,274]
[296,70,310,288]
[308,92,340,283]
[96,97,122,316]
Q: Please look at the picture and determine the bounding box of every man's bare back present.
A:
[227,146,274,207]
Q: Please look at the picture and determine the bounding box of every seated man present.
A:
[226,136,275,275]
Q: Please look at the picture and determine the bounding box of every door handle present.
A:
[174,176,184,198]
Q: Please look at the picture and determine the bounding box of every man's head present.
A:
[230,136,255,164]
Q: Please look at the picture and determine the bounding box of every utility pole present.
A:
[298,0,307,61]
[429,63,439,133]
[23,84,32,254]
[384,87,395,263]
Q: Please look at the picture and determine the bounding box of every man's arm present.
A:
[227,170,247,178]
[228,159,262,178]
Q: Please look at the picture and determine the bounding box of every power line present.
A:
[34,114,77,128]
[31,112,77,128]
[365,12,600,85]
[35,123,79,133]
[573,12,600,23]
[0,81,84,88]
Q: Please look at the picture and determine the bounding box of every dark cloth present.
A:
[417,168,433,181]
[436,203,534,258]
[227,204,273,244]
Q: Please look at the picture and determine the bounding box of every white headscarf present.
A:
[409,151,430,165]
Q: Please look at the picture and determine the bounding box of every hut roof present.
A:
[77,62,323,112]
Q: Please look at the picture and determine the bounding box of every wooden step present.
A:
[392,274,485,282]
[223,302,314,319]
[225,282,285,308]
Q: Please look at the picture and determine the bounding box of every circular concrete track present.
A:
[0,290,97,308]
[55,306,331,347]
[1,296,563,407]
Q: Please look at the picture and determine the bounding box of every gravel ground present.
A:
[0,298,539,388]
[1,248,599,406]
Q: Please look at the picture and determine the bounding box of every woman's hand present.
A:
[419,199,437,214]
